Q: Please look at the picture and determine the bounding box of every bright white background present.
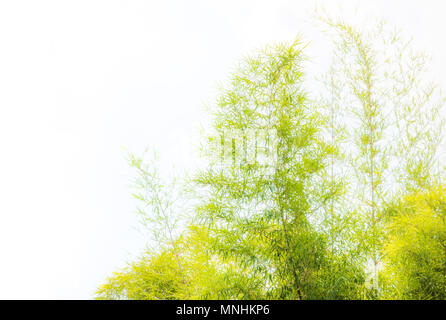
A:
[0,0,445,299]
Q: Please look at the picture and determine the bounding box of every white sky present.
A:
[0,0,445,299]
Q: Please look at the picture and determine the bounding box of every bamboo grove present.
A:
[96,17,446,300]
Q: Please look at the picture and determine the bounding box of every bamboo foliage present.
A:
[95,15,445,300]
[195,39,347,299]
[318,14,445,293]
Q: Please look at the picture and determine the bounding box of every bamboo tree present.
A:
[127,151,189,288]
[195,38,363,299]
[318,14,446,294]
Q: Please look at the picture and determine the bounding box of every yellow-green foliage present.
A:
[381,185,446,299]
[95,226,216,300]
[96,224,275,300]
[95,249,185,300]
